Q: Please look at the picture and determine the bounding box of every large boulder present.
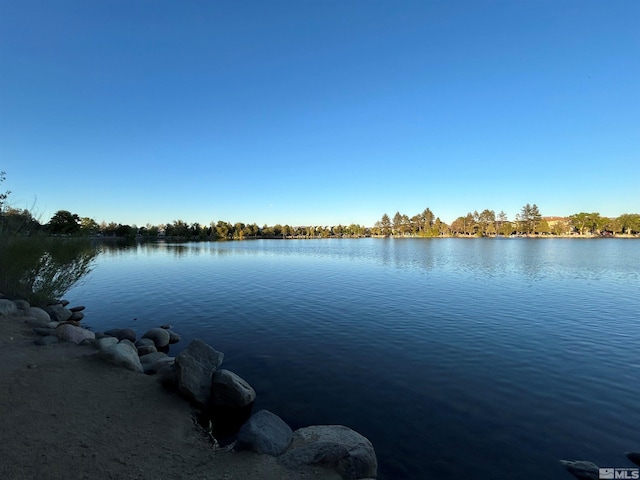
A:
[278,425,378,480]
[210,369,256,408]
[44,304,72,322]
[56,324,96,344]
[142,328,171,348]
[98,341,143,373]
[0,299,18,316]
[235,410,293,457]
[174,339,224,407]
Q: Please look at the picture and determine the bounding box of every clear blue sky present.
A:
[1,0,638,228]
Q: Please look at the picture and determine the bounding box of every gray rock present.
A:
[44,304,72,322]
[104,328,136,342]
[98,341,143,373]
[626,452,640,467]
[167,329,181,344]
[142,328,171,348]
[559,460,599,480]
[96,336,119,350]
[35,336,60,346]
[69,305,85,312]
[174,339,224,407]
[160,323,172,329]
[56,324,96,344]
[25,316,51,328]
[69,311,84,321]
[140,352,175,374]
[137,344,157,356]
[47,321,59,329]
[0,299,18,316]
[60,299,70,306]
[278,425,378,480]
[210,369,256,408]
[135,338,155,347]
[13,299,30,311]
[235,410,293,456]
[25,307,50,324]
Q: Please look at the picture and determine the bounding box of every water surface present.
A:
[68,238,640,479]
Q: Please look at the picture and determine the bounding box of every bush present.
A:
[0,234,99,305]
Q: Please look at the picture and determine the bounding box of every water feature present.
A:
[67,238,640,479]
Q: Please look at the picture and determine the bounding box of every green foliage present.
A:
[0,234,98,305]
[47,210,81,235]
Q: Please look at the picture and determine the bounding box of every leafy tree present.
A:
[80,217,99,235]
[617,213,640,234]
[47,210,81,235]
[392,212,403,235]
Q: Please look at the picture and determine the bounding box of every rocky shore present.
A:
[0,298,378,480]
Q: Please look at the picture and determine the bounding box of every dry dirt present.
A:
[0,315,341,480]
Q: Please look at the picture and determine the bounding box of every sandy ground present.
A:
[0,314,341,480]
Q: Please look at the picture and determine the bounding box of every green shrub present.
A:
[0,234,99,305]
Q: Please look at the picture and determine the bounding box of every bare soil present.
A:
[0,315,340,480]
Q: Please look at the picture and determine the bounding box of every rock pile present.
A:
[0,297,378,479]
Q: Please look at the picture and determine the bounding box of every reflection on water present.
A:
[69,238,640,480]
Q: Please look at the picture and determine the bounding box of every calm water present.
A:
[67,238,640,479]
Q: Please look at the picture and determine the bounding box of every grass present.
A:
[0,233,99,306]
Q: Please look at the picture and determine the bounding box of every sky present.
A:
[1,0,638,228]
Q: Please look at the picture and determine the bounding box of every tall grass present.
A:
[0,233,99,305]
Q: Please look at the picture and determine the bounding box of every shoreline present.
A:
[0,304,374,479]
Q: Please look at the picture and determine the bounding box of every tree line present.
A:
[1,172,639,241]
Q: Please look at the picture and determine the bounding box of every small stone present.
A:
[104,328,136,342]
[69,305,85,312]
[69,311,84,321]
[166,330,181,344]
[96,337,119,350]
[140,352,175,374]
[142,328,171,348]
[160,324,172,330]
[44,305,72,322]
[60,299,70,307]
[56,324,96,344]
[137,344,157,356]
[98,341,143,373]
[0,299,18,316]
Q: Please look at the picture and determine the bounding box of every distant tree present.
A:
[392,212,403,235]
[47,210,81,235]
[380,213,391,236]
[569,212,602,235]
[477,209,496,236]
[80,217,99,235]
[617,213,640,234]
[518,203,542,235]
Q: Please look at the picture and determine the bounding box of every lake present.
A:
[67,238,640,479]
